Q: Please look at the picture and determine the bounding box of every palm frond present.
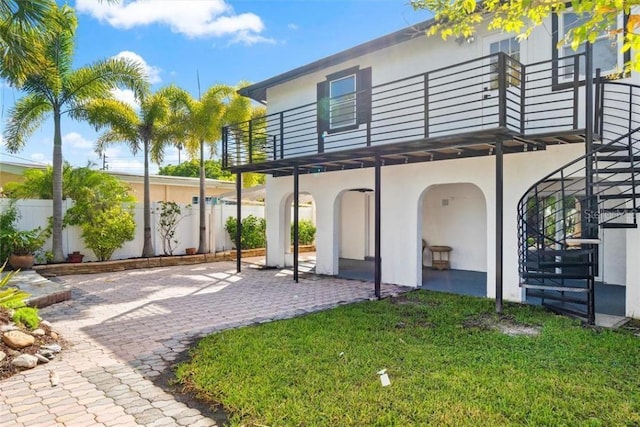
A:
[63,57,149,105]
[3,93,51,153]
[96,129,141,156]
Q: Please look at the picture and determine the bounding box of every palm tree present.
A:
[168,84,253,254]
[3,4,148,262]
[82,86,186,257]
[0,0,54,83]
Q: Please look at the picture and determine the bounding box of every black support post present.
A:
[495,138,504,314]
[498,53,507,128]
[293,165,300,283]
[584,42,596,326]
[236,172,242,273]
[374,154,382,299]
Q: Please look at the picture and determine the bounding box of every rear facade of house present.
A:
[223,11,640,323]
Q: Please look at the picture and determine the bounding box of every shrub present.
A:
[0,262,30,309]
[225,215,266,249]
[155,202,190,256]
[0,201,19,264]
[81,205,136,261]
[292,220,316,245]
[12,307,39,329]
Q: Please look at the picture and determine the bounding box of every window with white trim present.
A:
[329,74,357,129]
[558,11,622,77]
[489,37,521,90]
[192,196,216,205]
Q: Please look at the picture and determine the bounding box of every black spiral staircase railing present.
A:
[518,78,640,324]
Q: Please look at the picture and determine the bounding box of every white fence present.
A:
[1,199,313,262]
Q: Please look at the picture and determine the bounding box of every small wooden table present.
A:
[430,245,452,270]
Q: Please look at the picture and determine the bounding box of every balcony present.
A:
[222,51,590,176]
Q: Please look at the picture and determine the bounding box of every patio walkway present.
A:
[0,261,405,426]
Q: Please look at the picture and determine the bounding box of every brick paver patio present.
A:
[0,261,405,426]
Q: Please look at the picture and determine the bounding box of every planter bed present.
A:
[33,245,315,277]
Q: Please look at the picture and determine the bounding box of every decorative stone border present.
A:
[33,246,315,277]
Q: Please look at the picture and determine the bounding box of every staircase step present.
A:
[531,249,595,256]
[600,208,640,213]
[536,260,593,268]
[523,272,592,280]
[598,193,640,200]
[526,289,588,304]
[600,222,638,229]
[596,155,640,162]
[593,144,628,152]
[593,180,639,187]
[593,167,640,174]
[542,302,589,320]
[521,283,590,292]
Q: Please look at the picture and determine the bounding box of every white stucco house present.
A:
[222,11,640,324]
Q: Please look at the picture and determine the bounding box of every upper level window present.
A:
[329,75,357,129]
[316,67,372,140]
[489,37,521,89]
[556,11,623,78]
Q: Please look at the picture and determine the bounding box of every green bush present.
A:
[0,262,30,309]
[12,306,39,329]
[81,205,136,261]
[225,215,266,249]
[292,219,316,245]
[0,201,19,265]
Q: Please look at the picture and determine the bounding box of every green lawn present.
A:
[175,291,640,426]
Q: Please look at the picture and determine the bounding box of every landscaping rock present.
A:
[0,324,18,332]
[0,351,5,362]
[41,343,62,353]
[38,349,55,360]
[32,328,46,336]
[50,331,58,340]
[3,330,35,349]
[5,348,20,357]
[34,353,50,364]
[11,354,38,369]
[40,320,52,329]
[50,370,59,387]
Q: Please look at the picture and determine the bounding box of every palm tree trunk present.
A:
[51,107,64,263]
[197,139,208,253]
[141,137,154,257]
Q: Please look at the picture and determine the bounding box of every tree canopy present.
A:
[3,4,148,262]
[411,0,640,70]
[158,159,234,181]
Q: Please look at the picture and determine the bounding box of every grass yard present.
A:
[175,291,640,426]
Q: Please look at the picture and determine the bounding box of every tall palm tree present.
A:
[3,4,148,262]
[169,84,253,254]
[0,0,54,83]
[82,86,185,257]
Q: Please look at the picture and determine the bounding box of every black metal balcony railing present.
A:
[223,51,587,170]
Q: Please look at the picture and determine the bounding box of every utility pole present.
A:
[101,151,108,170]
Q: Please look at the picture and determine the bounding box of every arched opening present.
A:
[281,192,317,272]
[419,183,487,296]
[335,188,375,280]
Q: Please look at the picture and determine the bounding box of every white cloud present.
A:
[111,88,139,108]
[288,23,299,30]
[30,153,51,165]
[63,132,94,150]
[112,51,162,84]
[103,147,159,174]
[76,0,269,43]
[230,31,275,46]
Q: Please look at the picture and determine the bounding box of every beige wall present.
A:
[0,171,25,189]
[126,182,233,203]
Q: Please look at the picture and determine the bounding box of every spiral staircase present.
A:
[518,79,640,324]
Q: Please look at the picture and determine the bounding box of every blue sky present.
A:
[1,0,432,174]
